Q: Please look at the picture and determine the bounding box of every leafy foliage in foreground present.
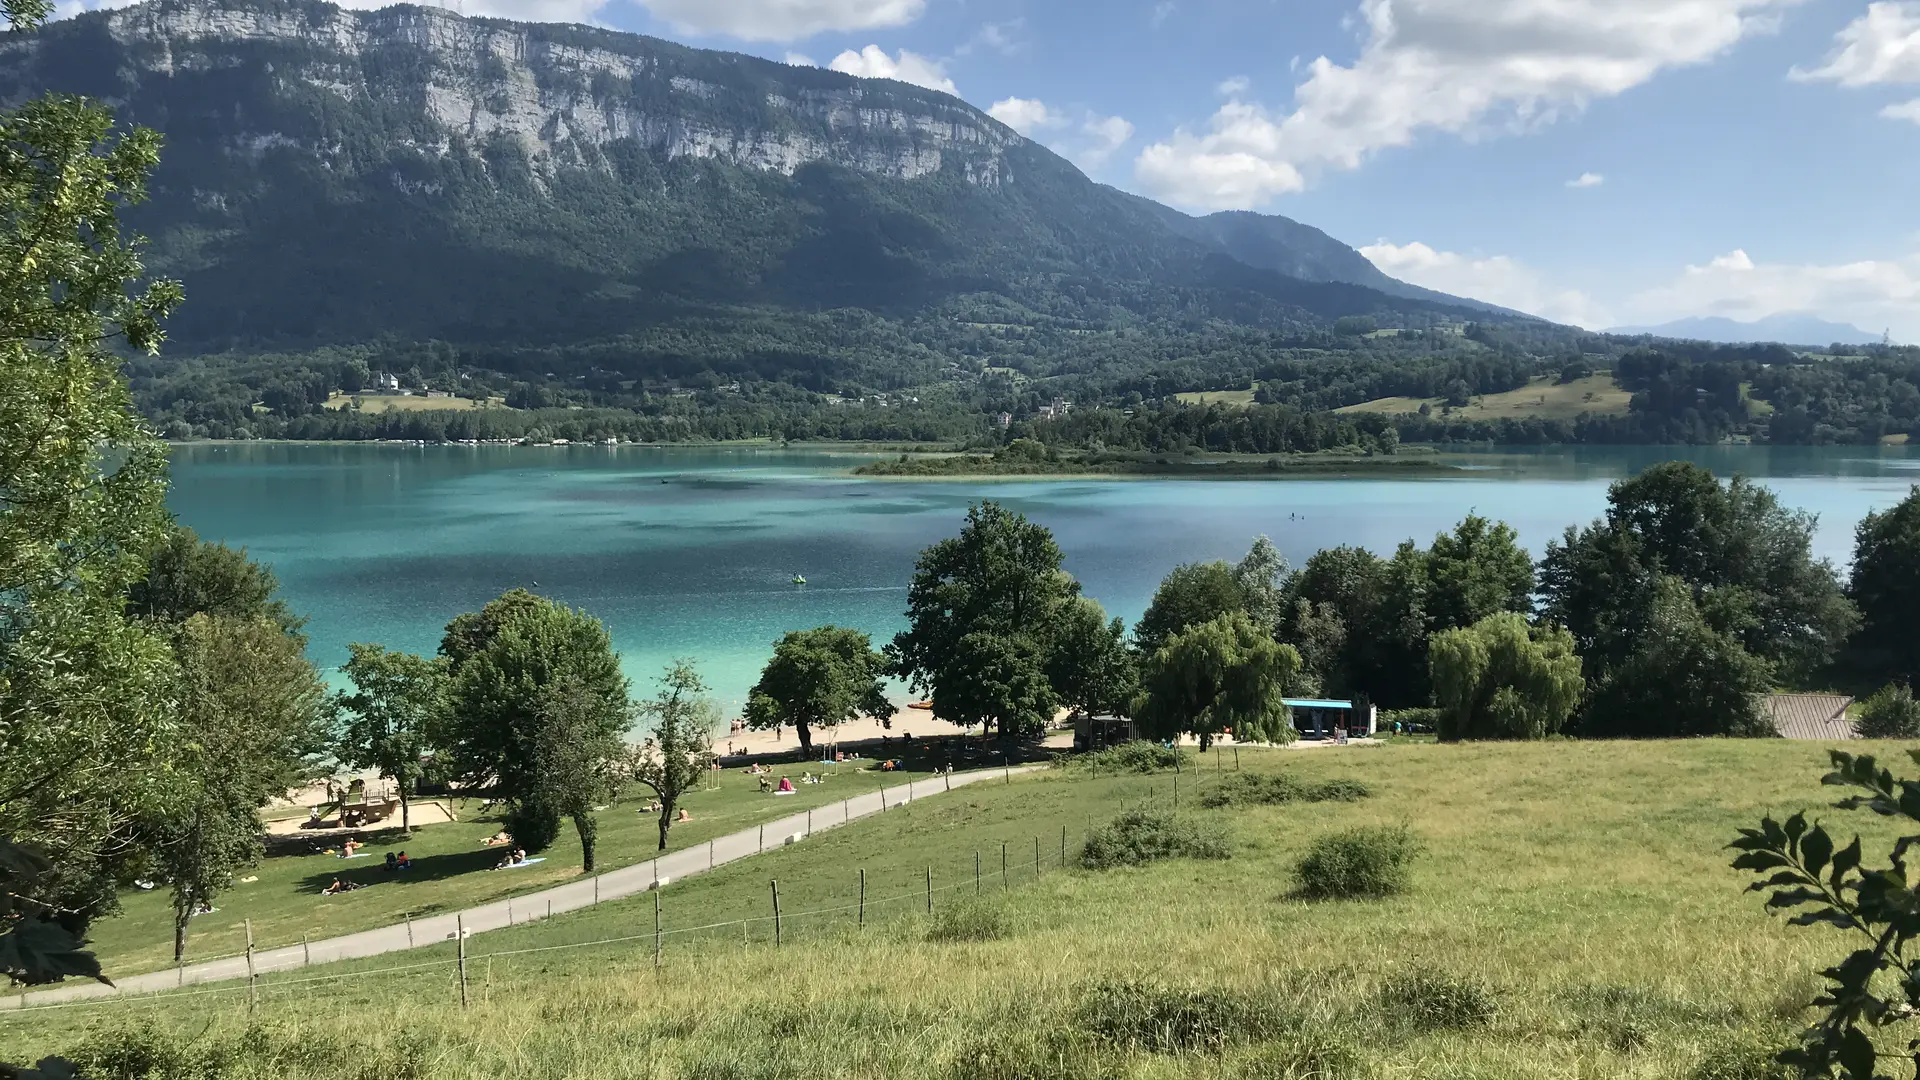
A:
[1293,828,1419,901]
[1731,750,1920,1078]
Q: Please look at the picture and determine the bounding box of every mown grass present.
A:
[52,761,942,983]
[1338,374,1632,421]
[2,739,1897,1079]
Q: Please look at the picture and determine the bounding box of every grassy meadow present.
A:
[2,739,1899,1079]
[322,393,506,413]
[1339,374,1633,421]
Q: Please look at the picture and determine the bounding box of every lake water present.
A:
[167,443,1920,713]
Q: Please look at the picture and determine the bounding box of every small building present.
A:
[1073,714,1137,752]
[1763,693,1856,740]
[1286,698,1378,739]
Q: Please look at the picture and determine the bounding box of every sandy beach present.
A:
[714,705,989,759]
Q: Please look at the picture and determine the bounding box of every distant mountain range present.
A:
[0,0,1529,362]
[1609,314,1887,347]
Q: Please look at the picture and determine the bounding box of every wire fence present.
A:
[4,759,1249,1019]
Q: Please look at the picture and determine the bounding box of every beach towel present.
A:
[499,857,548,870]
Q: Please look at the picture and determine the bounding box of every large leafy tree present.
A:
[1582,576,1774,738]
[1046,597,1136,718]
[1231,535,1289,632]
[1,29,187,987]
[149,614,327,962]
[1423,514,1535,633]
[335,644,447,833]
[1134,561,1245,657]
[440,590,630,855]
[888,502,1077,739]
[126,526,298,633]
[1541,462,1857,686]
[745,626,890,756]
[1428,613,1583,741]
[527,678,626,872]
[1847,487,1920,688]
[1134,612,1301,750]
[629,662,717,852]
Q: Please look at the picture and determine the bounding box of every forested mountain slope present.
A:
[0,0,1515,363]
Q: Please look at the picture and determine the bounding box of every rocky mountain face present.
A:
[0,0,1508,355]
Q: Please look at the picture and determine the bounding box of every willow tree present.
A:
[1135,612,1301,750]
[1,4,187,986]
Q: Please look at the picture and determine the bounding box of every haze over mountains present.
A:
[0,0,1528,362]
[1609,314,1887,347]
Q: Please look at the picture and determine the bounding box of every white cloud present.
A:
[828,45,956,94]
[1793,2,1920,86]
[1567,172,1606,188]
[786,52,817,67]
[1150,1,1176,28]
[958,18,1026,57]
[988,97,1061,135]
[1626,247,1920,340]
[1360,241,1612,328]
[1216,76,1252,97]
[637,0,924,42]
[1134,0,1799,210]
[1884,96,1920,120]
[988,97,1135,173]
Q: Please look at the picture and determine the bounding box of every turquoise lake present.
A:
[167,443,1920,714]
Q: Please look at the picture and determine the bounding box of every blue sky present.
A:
[576,0,1920,338]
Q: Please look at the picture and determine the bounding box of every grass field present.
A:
[1339,374,1633,421]
[1173,387,1260,406]
[48,754,954,983]
[2,739,1899,1079]
[322,393,507,413]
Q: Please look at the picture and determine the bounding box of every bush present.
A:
[1857,684,1920,739]
[928,897,1014,943]
[1058,741,1194,774]
[1380,708,1440,735]
[503,802,562,852]
[1079,809,1232,869]
[1292,828,1418,900]
[1375,970,1496,1032]
[1199,772,1372,809]
[1077,981,1289,1054]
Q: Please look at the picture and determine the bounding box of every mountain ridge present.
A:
[1609,313,1886,347]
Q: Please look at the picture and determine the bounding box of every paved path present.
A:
[5,764,1043,1010]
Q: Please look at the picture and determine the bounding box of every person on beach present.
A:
[777,776,794,793]
[677,807,692,823]
[758,775,772,793]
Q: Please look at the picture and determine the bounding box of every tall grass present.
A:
[0,740,1882,1079]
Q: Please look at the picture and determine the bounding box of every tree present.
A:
[937,633,1059,740]
[528,679,626,872]
[1855,684,1920,739]
[153,614,327,962]
[1847,487,1920,688]
[1541,462,1857,686]
[335,644,447,833]
[2,55,186,987]
[889,502,1078,738]
[1428,613,1583,741]
[1423,515,1534,634]
[1582,576,1774,738]
[126,526,298,633]
[1134,561,1244,656]
[1231,535,1289,632]
[1135,612,1301,750]
[440,591,629,854]
[1046,597,1136,718]
[629,662,718,852]
[744,626,890,756]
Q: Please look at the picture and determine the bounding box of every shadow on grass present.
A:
[726,733,1056,772]
[294,846,514,896]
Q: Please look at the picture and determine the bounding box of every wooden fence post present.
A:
[1061,825,1068,867]
[925,867,932,915]
[771,880,782,947]
[456,915,468,1009]
[1001,842,1008,891]
[245,919,257,1009]
[975,851,981,894]
[858,869,866,929]
[1034,836,1040,878]
[302,933,310,967]
[653,891,662,972]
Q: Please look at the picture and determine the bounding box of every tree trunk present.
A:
[657,801,673,851]
[173,905,189,963]
[796,722,813,756]
[1199,732,1214,752]
[574,810,598,872]
[400,790,411,833]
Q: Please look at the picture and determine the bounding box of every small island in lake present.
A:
[853,439,1467,479]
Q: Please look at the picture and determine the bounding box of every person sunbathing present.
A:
[777,776,795,793]
[480,832,511,847]
[677,808,692,823]
[323,878,353,895]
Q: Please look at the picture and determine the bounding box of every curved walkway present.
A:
[6,764,1043,1010]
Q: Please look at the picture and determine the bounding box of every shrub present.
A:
[1380,708,1440,735]
[1079,808,1232,869]
[1293,828,1418,900]
[1856,684,1920,739]
[928,897,1013,943]
[1059,741,1194,774]
[1078,981,1289,1054]
[1375,970,1496,1032]
[1199,772,1372,809]
[503,802,562,852]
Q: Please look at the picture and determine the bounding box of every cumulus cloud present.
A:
[1567,172,1606,188]
[958,18,1026,57]
[786,51,817,66]
[1134,0,1799,210]
[1627,247,1920,340]
[1360,241,1612,328]
[988,97,1135,172]
[1792,2,1920,86]
[1884,96,1920,120]
[828,45,956,94]
[1216,76,1252,97]
[638,0,925,42]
